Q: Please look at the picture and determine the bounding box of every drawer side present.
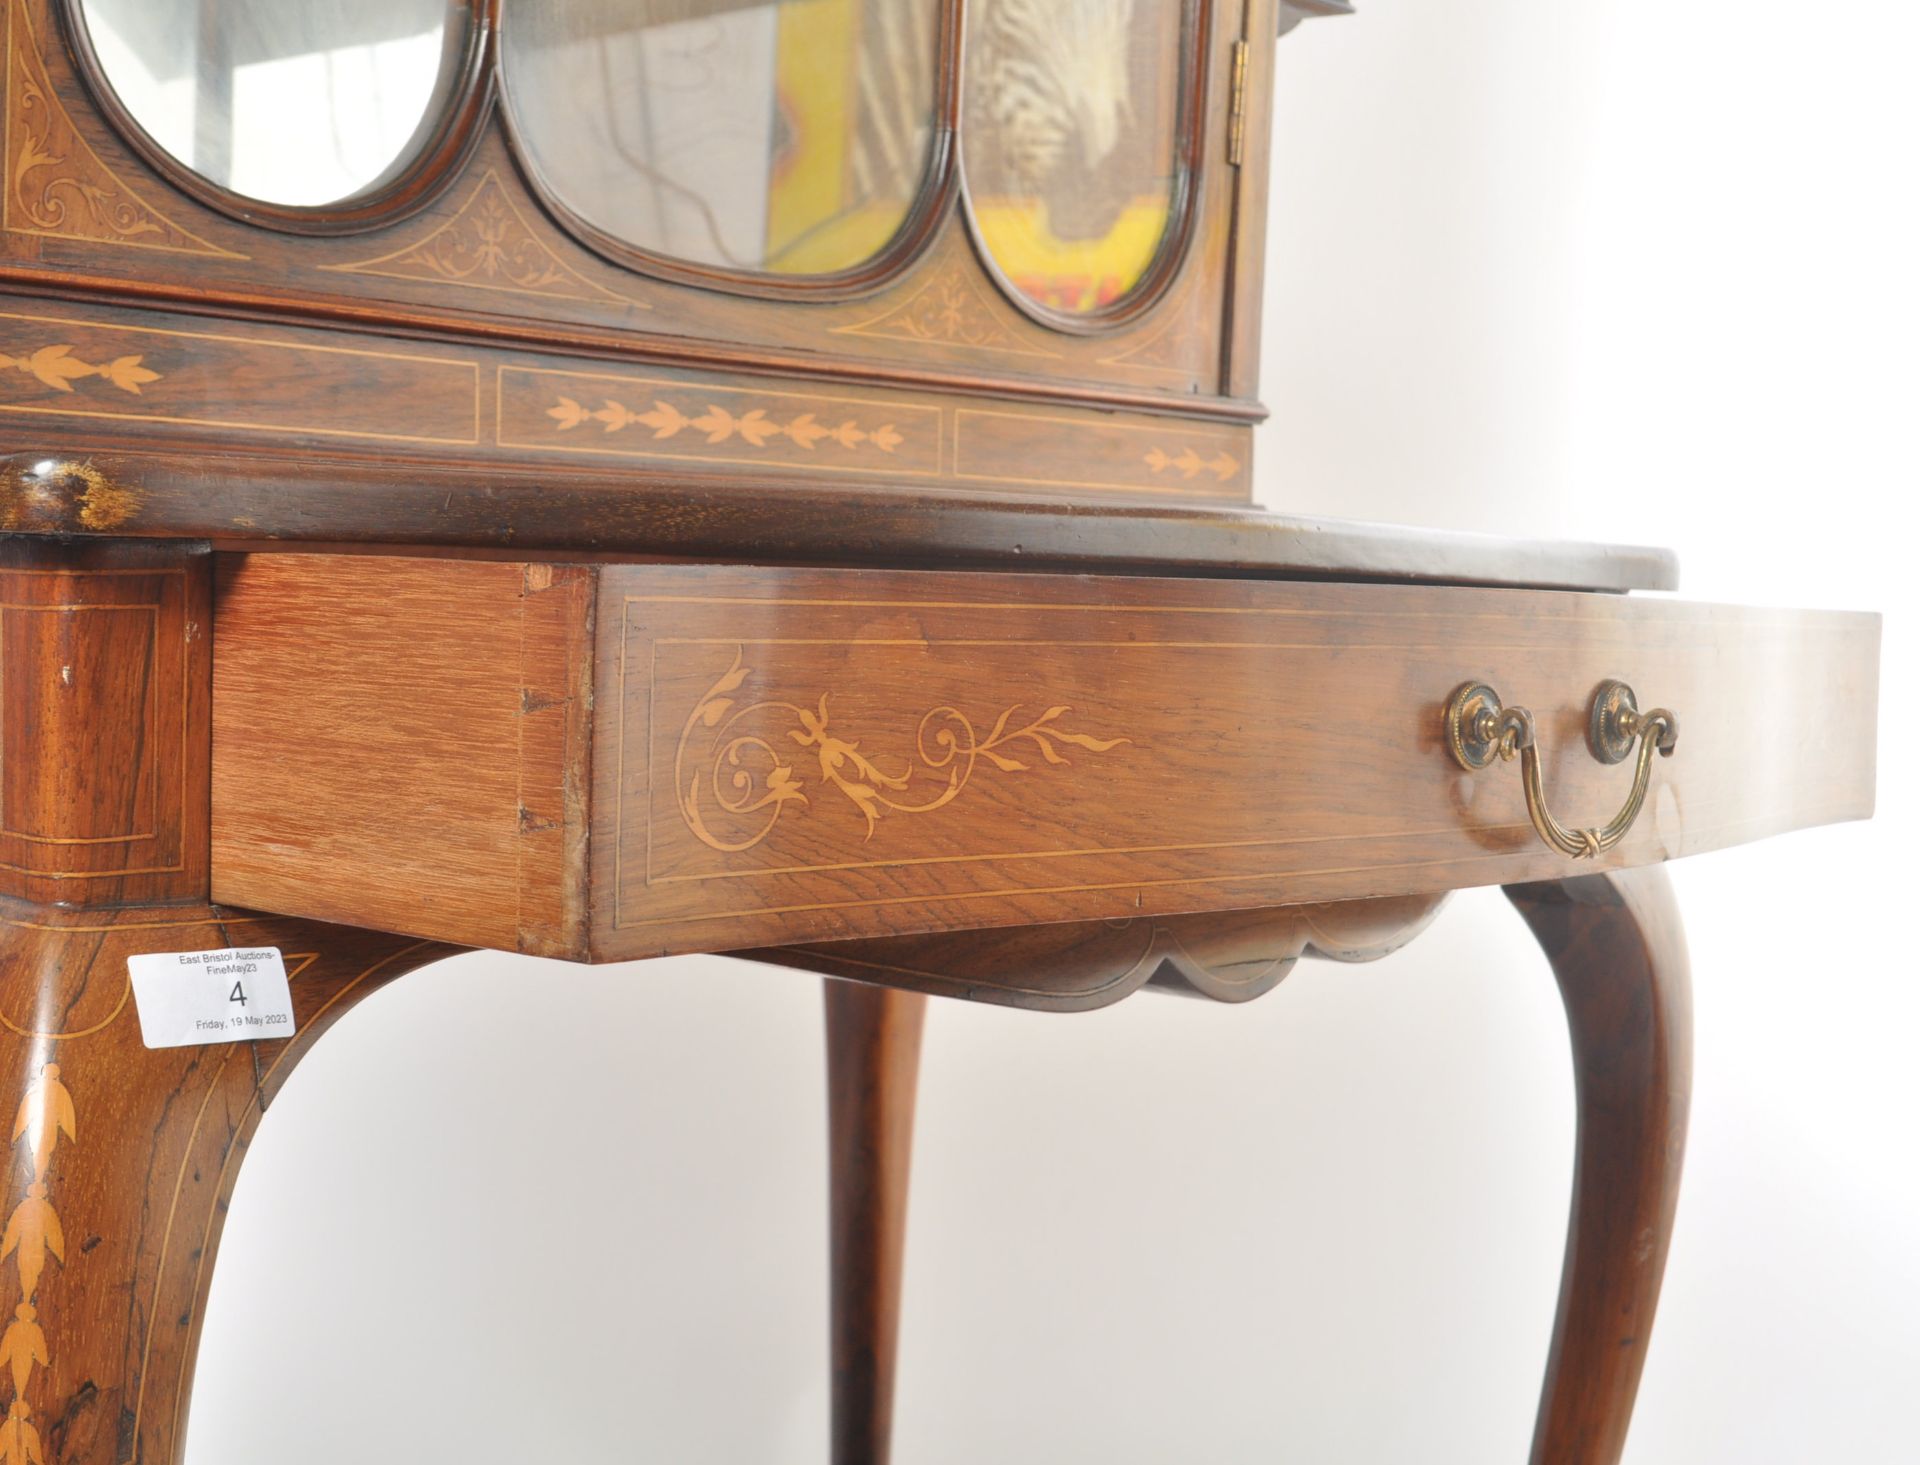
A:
[212,554,595,957]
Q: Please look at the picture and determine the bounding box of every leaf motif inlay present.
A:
[548,397,903,456]
[0,1063,76,1446]
[0,342,159,395]
[1143,446,1239,483]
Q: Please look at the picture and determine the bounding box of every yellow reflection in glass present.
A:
[970,201,1172,315]
[764,0,939,274]
[965,0,1184,315]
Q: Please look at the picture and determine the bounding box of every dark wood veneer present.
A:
[0,896,456,1465]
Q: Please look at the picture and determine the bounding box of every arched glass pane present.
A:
[964,0,1187,316]
[76,0,465,207]
[501,0,942,277]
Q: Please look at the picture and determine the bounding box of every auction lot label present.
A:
[128,947,296,1049]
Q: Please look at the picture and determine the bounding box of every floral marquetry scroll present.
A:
[833,268,1061,359]
[322,171,638,306]
[3,0,239,256]
[674,649,1129,852]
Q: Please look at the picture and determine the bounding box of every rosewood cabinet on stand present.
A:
[0,1,1879,1461]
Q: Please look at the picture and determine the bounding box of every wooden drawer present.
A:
[210,555,1879,960]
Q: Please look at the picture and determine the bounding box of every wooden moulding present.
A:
[209,554,1879,961]
[760,894,1450,1014]
[2,451,1682,594]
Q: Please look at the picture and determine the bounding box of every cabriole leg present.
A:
[0,902,452,1464]
[1507,867,1692,1465]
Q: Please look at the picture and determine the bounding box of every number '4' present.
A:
[230,981,248,1007]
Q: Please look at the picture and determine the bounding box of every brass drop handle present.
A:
[1445,680,1679,859]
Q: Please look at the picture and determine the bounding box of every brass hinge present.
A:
[1227,38,1251,165]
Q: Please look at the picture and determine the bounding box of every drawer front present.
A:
[596,567,1876,958]
[210,556,1878,960]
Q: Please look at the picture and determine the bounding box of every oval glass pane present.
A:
[500,0,941,277]
[965,0,1187,316]
[75,0,465,208]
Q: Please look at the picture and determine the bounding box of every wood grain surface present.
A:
[0,538,469,1465]
[210,554,594,957]
[0,4,1875,1461]
[0,537,209,906]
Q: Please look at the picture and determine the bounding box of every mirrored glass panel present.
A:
[76,0,466,208]
[500,0,941,277]
[964,0,1187,316]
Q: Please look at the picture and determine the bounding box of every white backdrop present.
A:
[190,2,1917,1460]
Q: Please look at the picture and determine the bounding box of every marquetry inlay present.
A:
[0,1060,73,1465]
[953,407,1250,498]
[673,649,1128,854]
[834,272,1060,359]
[322,170,637,307]
[0,308,480,447]
[3,2,239,257]
[548,396,905,456]
[1143,446,1240,483]
[1099,287,1211,378]
[499,366,941,477]
[0,565,191,889]
[0,339,158,395]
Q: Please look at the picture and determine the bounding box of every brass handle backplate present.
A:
[1445,679,1679,859]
